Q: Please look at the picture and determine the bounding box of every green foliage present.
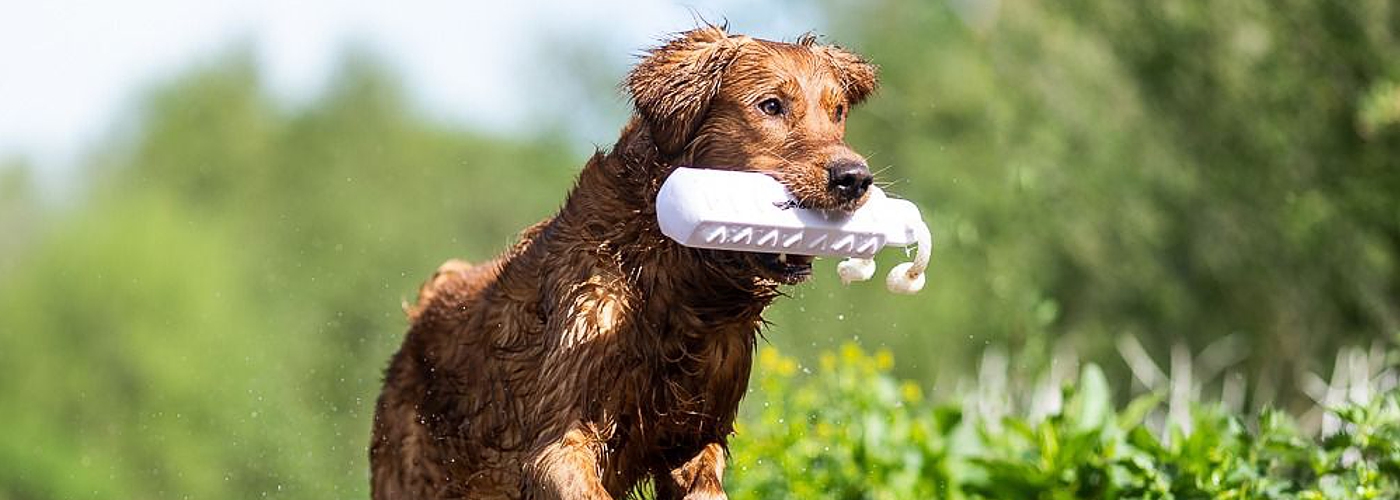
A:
[731,346,1400,499]
[730,346,959,499]
[767,0,1400,404]
[0,51,579,499]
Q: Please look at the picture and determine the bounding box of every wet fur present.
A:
[371,26,877,500]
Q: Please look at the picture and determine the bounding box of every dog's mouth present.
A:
[753,252,815,285]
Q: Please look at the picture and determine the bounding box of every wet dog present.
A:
[371,25,878,499]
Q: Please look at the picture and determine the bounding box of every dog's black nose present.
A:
[827,160,873,202]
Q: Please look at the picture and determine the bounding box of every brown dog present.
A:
[370,26,878,499]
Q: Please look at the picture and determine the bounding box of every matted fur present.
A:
[370,26,878,500]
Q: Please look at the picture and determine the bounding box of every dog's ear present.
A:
[627,26,744,155]
[816,45,879,106]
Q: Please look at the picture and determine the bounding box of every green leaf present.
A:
[1118,393,1164,432]
[1070,364,1113,434]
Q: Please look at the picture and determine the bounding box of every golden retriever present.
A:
[371,25,878,499]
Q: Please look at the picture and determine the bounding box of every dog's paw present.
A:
[682,478,727,500]
[682,492,728,500]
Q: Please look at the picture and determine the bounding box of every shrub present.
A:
[729,345,1400,499]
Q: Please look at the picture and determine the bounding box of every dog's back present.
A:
[372,223,549,499]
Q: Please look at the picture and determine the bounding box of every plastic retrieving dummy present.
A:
[655,167,931,294]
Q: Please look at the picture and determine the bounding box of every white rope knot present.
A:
[837,257,876,284]
[834,220,931,294]
[884,221,930,294]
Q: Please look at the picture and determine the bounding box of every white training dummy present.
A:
[655,167,931,294]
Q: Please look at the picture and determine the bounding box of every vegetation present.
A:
[814,0,1400,406]
[2,0,1398,498]
[730,346,1400,499]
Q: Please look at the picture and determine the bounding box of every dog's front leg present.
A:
[655,443,727,500]
[526,425,613,500]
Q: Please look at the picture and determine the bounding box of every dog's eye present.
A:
[834,104,846,122]
[758,98,785,117]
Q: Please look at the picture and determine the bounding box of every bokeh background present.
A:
[2,0,1398,498]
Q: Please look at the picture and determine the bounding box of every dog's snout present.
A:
[827,160,873,202]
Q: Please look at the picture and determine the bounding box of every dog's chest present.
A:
[643,321,756,438]
[563,261,763,442]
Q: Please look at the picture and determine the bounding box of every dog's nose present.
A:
[827,160,873,202]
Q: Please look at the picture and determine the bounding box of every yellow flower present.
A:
[900,381,923,403]
[840,343,863,364]
[760,347,798,376]
[875,349,894,371]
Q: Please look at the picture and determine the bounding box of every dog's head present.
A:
[627,26,879,284]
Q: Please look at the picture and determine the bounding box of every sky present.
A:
[0,0,825,192]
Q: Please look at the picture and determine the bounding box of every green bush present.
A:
[730,346,1400,499]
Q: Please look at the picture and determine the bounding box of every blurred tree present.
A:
[0,49,576,499]
[0,158,39,272]
[785,0,1400,409]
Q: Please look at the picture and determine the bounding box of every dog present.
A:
[370,25,878,499]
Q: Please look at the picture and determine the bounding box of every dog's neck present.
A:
[549,117,781,331]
